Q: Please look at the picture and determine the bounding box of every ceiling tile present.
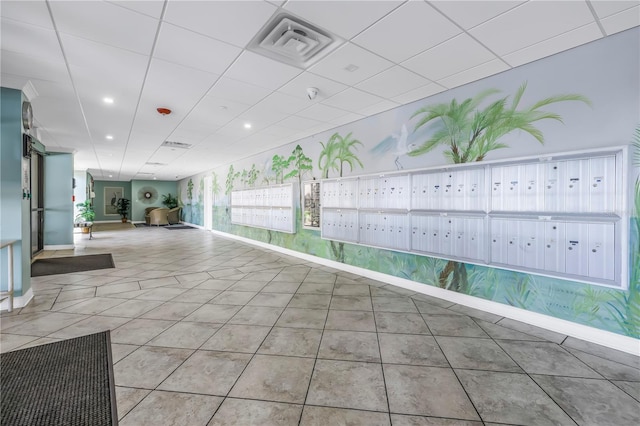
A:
[154,23,241,75]
[329,112,365,126]
[188,94,251,128]
[357,99,400,117]
[601,6,640,35]
[437,59,510,89]
[322,87,385,112]
[0,0,54,29]
[590,1,640,19]
[402,34,496,81]
[356,66,431,98]
[296,103,350,122]
[254,91,311,115]
[429,0,525,30]
[1,50,70,84]
[277,71,348,101]
[106,1,166,19]
[49,0,158,55]
[283,0,402,39]
[503,23,603,67]
[237,106,291,130]
[223,51,302,90]
[61,34,149,93]
[208,77,272,106]
[391,82,446,105]
[261,125,300,138]
[164,0,277,48]
[277,115,323,131]
[469,0,595,56]
[352,1,461,63]
[0,19,63,64]
[308,42,393,86]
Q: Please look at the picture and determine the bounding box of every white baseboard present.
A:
[43,244,75,250]
[206,227,640,356]
[0,287,33,312]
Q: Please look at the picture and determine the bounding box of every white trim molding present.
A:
[203,226,640,356]
[43,244,75,250]
[0,287,33,312]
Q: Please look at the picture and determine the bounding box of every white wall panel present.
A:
[321,147,625,288]
[565,222,590,277]
[589,156,616,213]
[588,222,615,280]
[563,159,590,213]
[544,222,566,273]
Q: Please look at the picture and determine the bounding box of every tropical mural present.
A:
[179,29,639,338]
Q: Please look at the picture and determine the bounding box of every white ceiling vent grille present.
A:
[248,13,343,69]
[161,141,191,149]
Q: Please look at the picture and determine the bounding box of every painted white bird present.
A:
[370,124,419,170]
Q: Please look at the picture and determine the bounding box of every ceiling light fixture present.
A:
[108,174,113,178]
[103,97,114,104]
[106,135,113,140]
[157,107,172,115]
[244,123,252,129]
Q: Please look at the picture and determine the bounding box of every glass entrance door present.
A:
[31,152,44,256]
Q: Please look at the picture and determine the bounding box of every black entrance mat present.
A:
[31,254,115,277]
[0,331,118,426]
[164,225,196,230]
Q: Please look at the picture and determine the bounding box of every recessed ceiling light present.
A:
[153,177,157,180]
[108,174,113,178]
[244,123,252,129]
[344,64,359,72]
[103,97,114,104]
[106,135,113,140]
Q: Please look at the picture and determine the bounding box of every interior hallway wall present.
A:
[179,29,640,338]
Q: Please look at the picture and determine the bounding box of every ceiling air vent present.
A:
[248,13,343,69]
[161,141,191,149]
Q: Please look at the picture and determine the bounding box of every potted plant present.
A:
[162,193,181,224]
[75,200,95,233]
[161,193,179,209]
[116,198,130,223]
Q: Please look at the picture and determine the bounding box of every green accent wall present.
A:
[131,180,178,222]
[44,153,74,246]
[92,180,131,222]
[0,87,31,297]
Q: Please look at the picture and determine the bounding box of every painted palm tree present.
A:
[318,132,364,262]
[606,126,640,337]
[409,82,590,292]
[211,171,220,205]
[318,133,341,178]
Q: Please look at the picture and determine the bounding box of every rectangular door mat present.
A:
[1,331,118,426]
[31,253,115,277]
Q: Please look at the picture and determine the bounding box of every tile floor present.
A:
[1,225,639,425]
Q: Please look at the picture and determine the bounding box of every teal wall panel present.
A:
[131,180,178,222]
[0,87,30,297]
[92,180,131,221]
[44,153,74,246]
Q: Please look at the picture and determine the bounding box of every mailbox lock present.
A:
[592,249,597,252]
[547,244,551,248]
[568,247,573,250]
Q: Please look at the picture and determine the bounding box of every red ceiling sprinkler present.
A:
[157,107,172,115]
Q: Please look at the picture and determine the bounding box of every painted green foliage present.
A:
[408,82,590,293]
[318,132,364,262]
[272,154,293,184]
[225,165,239,195]
[605,127,640,336]
[200,87,639,339]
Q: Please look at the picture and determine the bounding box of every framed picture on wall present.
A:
[104,187,123,215]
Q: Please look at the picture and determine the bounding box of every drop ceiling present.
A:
[1,0,638,181]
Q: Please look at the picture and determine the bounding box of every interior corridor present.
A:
[1,225,638,425]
